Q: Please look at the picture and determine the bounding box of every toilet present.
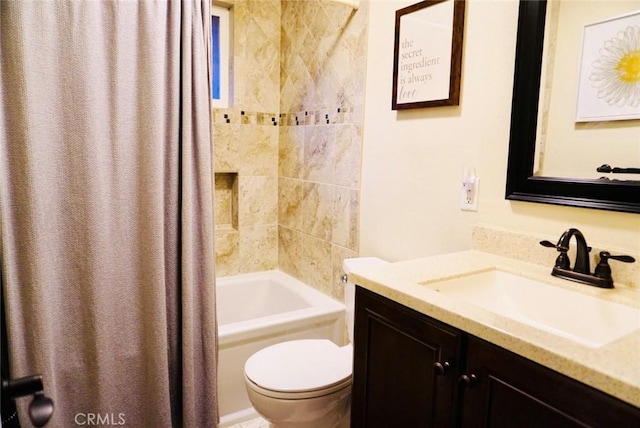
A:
[243,257,387,428]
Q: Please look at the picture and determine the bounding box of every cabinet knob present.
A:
[433,361,451,376]
[459,374,478,387]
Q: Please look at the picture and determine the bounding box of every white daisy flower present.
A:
[589,25,640,108]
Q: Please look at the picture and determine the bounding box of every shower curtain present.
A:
[0,1,218,427]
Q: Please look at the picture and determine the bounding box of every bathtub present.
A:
[216,270,346,427]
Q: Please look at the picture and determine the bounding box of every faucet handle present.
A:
[539,240,591,252]
[539,240,556,248]
[606,253,635,263]
[540,240,570,269]
[594,251,636,280]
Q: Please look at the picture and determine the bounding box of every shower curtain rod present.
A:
[329,0,359,10]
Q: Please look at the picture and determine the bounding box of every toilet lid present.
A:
[244,339,352,393]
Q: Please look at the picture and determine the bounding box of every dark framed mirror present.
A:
[505,0,640,214]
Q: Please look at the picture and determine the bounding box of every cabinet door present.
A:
[460,335,640,428]
[352,287,462,428]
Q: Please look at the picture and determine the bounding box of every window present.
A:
[211,3,231,108]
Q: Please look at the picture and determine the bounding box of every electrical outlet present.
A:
[461,169,479,211]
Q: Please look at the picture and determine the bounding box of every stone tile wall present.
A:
[212,0,281,276]
[213,0,369,300]
[278,0,369,300]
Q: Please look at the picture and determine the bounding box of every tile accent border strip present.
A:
[212,107,356,126]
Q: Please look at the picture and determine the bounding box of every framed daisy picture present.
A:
[575,10,640,122]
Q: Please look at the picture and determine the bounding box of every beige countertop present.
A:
[349,250,640,408]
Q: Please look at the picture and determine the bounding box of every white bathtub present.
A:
[216,270,346,427]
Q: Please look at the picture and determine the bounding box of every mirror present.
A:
[505,0,640,214]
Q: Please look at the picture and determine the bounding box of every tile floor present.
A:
[228,416,268,428]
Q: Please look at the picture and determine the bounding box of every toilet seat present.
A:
[245,373,351,400]
[244,339,353,399]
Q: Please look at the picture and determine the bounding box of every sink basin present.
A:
[422,269,640,348]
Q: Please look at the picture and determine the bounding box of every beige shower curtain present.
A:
[0,1,218,427]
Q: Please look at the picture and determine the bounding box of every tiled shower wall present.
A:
[213,0,281,276]
[213,0,369,300]
[278,0,369,299]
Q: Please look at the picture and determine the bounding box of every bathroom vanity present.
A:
[349,251,640,427]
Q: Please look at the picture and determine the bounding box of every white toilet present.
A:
[243,257,387,428]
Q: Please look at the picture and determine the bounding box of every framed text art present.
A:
[392,0,465,110]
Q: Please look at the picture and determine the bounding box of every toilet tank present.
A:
[342,257,388,343]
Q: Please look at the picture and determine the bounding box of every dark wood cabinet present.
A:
[352,286,640,428]
[460,335,640,428]
[351,287,463,428]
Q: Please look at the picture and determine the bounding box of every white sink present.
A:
[422,269,640,348]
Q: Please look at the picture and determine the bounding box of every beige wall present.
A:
[360,0,640,262]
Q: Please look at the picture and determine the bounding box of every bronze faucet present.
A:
[540,228,635,288]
